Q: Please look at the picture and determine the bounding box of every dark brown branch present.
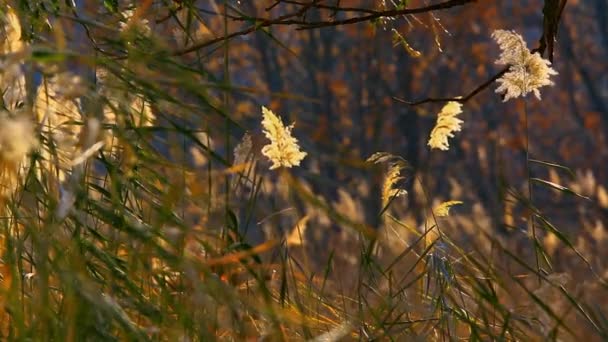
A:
[171,0,476,55]
[393,67,508,105]
[155,4,183,24]
[538,0,568,62]
[394,21,557,106]
[171,1,319,56]
[295,0,477,30]
[280,0,378,14]
[266,1,282,11]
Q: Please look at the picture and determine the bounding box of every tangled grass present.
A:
[0,2,606,341]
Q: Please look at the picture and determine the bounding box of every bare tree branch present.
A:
[172,1,320,56]
[295,0,477,30]
[395,47,548,105]
[393,67,508,105]
[172,0,477,55]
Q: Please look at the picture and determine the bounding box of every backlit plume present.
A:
[260,106,307,170]
[0,6,27,110]
[34,75,83,182]
[382,163,408,208]
[1,6,24,53]
[428,101,463,151]
[233,132,253,167]
[492,29,558,102]
[0,112,37,200]
[366,152,408,209]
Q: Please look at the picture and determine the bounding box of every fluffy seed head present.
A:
[1,6,24,54]
[492,29,558,102]
[233,132,253,167]
[120,9,151,37]
[0,7,27,111]
[34,76,83,182]
[382,163,407,208]
[260,106,307,170]
[434,200,463,217]
[0,112,37,165]
[428,101,463,151]
[367,152,408,210]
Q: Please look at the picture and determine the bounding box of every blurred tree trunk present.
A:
[395,51,421,222]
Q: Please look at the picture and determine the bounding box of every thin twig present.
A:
[172,1,319,56]
[295,0,477,30]
[393,67,508,105]
[280,0,378,14]
[393,42,556,106]
[173,0,476,55]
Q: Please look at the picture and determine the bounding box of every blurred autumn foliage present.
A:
[1,0,608,340]
[185,0,608,271]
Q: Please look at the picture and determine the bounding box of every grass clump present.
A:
[0,1,605,341]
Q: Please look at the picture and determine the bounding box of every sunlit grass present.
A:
[0,2,606,341]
